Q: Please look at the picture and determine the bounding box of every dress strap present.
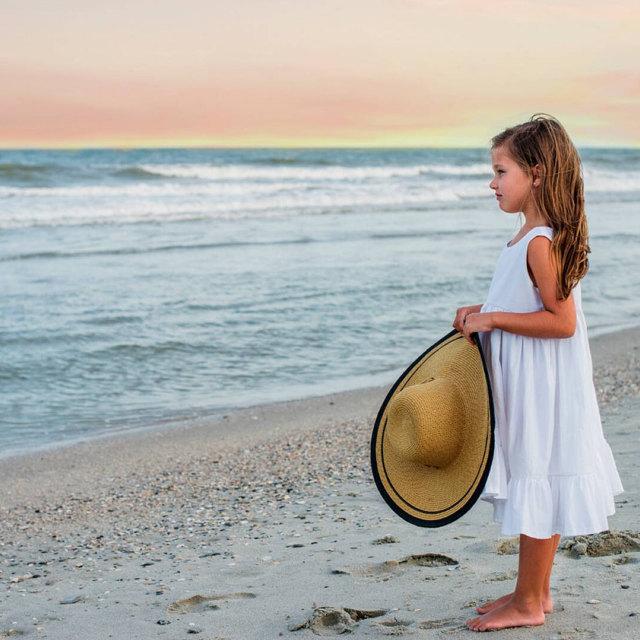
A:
[524,227,554,247]
[506,226,553,250]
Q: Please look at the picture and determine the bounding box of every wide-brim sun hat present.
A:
[370,328,495,527]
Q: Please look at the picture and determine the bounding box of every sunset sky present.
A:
[1,1,638,148]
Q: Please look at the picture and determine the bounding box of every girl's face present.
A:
[489,146,539,214]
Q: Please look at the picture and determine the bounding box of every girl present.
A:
[452,113,624,632]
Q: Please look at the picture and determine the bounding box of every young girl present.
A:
[453,113,624,632]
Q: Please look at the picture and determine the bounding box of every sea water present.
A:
[1,147,638,457]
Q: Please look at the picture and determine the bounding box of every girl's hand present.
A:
[461,312,494,346]
[452,304,482,333]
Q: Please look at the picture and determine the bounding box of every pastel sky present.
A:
[1,0,638,148]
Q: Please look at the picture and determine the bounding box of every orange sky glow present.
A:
[1,1,638,148]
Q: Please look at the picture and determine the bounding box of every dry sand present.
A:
[0,326,639,639]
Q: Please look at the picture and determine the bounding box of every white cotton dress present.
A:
[477,225,624,539]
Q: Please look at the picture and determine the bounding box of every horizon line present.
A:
[1,143,638,151]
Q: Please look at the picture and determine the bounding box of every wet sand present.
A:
[1,326,639,639]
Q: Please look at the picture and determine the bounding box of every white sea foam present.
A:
[0,187,483,229]
[0,156,638,230]
[135,161,493,180]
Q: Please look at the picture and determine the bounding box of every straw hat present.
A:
[370,328,495,527]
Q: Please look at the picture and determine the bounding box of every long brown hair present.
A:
[490,113,590,301]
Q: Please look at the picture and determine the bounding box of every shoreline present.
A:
[0,382,392,514]
[1,321,638,472]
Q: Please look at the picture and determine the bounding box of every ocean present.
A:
[1,147,639,458]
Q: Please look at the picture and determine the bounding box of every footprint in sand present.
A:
[289,606,386,634]
[418,616,462,630]
[399,553,459,568]
[372,616,416,635]
[337,553,459,578]
[167,592,256,613]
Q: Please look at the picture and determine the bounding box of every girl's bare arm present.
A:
[489,309,574,338]
[490,236,576,338]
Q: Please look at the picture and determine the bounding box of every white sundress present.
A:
[477,225,624,539]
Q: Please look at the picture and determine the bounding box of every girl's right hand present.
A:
[452,304,483,333]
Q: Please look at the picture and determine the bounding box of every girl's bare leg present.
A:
[475,533,560,613]
[466,534,556,631]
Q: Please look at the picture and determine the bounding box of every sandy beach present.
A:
[1,326,638,639]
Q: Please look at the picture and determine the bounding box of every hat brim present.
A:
[370,329,495,528]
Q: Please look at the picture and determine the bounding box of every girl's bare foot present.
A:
[476,590,553,614]
[466,598,545,632]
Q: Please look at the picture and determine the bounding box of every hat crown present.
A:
[386,377,464,469]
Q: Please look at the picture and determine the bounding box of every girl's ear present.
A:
[532,164,542,187]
